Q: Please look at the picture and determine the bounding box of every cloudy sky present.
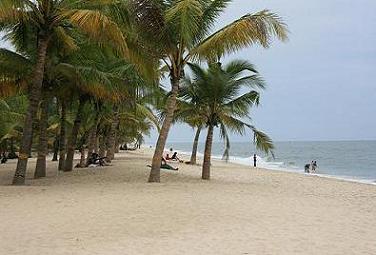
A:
[1,1,375,143]
[150,0,376,143]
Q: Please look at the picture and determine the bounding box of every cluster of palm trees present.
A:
[0,0,288,185]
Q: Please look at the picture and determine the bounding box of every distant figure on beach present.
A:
[253,154,257,167]
[312,161,317,172]
[304,164,310,173]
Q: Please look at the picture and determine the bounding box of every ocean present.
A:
[163,140,376,185]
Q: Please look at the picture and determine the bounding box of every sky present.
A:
[1,1,375,144]
[149,0,376,143]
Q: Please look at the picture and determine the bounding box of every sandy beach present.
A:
[0,148,375,255]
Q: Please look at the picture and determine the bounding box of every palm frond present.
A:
[65,9,128,56]
[166,0,203,46]
[191,10,288,61]
[193,0,231,44]
[223,91,260,117]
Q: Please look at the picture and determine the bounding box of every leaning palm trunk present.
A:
[149,79,179,182]
[105,109,119,163]
[12,37,49,185]
[34,98,49,178]
[190,127,202,165]
[64,98,85,172]
[202,125,214,180]
[58,101,67,171]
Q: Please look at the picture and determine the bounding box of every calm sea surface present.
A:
[162,141,376,185]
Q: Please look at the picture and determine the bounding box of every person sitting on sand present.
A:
[165,154,172,160]
[86,153,107,167]
[171,152,183,162]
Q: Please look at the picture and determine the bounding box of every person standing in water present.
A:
[312,161,318,172]
[253,154,257,167]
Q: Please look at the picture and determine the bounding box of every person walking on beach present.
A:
[253,154,257,167]
[310,160,317,173]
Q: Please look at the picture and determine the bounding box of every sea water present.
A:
[162,140,376,185]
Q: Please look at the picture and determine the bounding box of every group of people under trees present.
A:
[159,151,183,171]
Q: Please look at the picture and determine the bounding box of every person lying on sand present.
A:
[147,157,178,171]
[162,156,178,170]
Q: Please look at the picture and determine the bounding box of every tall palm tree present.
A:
[181,61,274,180]
[0,0,129,185]
[130,0,288,182]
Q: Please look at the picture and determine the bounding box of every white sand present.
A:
[0,149,375,255]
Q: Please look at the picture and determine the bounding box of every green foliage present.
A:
[180,60,274,159]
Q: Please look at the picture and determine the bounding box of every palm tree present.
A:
[181,61,274,180]
[174,97,206,165]
[130,0,288,182]
[0,0,129,185]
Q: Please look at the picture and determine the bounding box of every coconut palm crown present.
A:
[180,60,274,180]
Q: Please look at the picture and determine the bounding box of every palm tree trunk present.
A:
[79,148,86,167]
[202,125,214,180]
[105,108,119,163]
[52,134,59,161]
[99,136,106,158]
[86,125,97,165]
[58,101,67,171]
[34,97,49,178]
[12,36,49,185]
[115,136,120,153]
[190,126,202,165]
[64,97,85,172]
[86,110,99,165]
[149,77,179,182]
[94,136,99,153]
[8,138,17,159]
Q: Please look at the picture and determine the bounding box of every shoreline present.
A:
[158,146,376,187]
